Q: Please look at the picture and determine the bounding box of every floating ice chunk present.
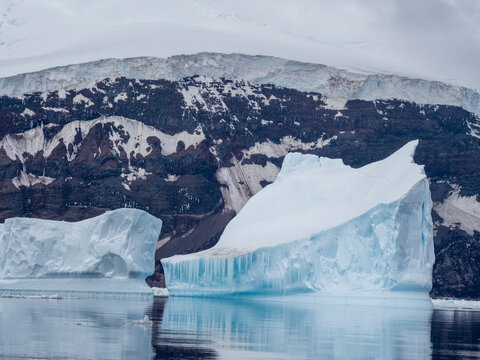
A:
[162,140,435,296]
[0,293,63,300]
[0,209,162,297]
[152,287,170,297]
[432,299,480,311]
[0,208,161,279]
[133,315,152,326]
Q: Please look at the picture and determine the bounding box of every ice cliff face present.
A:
[0,53,478,116]
[162,141,435,296]
[0,208,162,279]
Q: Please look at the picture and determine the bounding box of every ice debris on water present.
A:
[0,294,63,300]
[152,287,170,297]
[133,315,152,326]
[432,299,480,311]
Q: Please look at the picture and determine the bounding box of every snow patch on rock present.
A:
[434,185,480,236]
[20,108,35,117]
[165,174,180,182]
[43,107,69,113]
[177,76,281,113]
[0,116,205,190]
[12,170,55,189]
[0,116,205,162]
[73,94,94,107]
[242,135,336,161]
[216,158,279,213]
[467,119,480,139]
[113,92,128,103]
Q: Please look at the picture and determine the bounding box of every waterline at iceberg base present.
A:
[0,208,162,298]
[162,140,435,297]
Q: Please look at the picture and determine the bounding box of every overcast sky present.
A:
[1,0,479,90]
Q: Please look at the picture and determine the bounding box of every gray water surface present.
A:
[0,295,479,359]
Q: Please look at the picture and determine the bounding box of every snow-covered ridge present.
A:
[0,116,205,190]
[0,53,478,115]
[163,140,435,296]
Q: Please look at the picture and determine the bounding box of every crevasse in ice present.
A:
[162,140,435,296]
[0,208,162,297]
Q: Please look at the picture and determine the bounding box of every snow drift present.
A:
[0,208,162,296]
[162,140,435,296]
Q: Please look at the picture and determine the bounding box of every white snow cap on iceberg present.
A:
[0,208,162,279]
[162,140,435,296]
[218,140,425,250]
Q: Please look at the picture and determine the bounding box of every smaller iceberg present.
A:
[0,208,162,297]
[162,140,435,297]
[152,287,170,297]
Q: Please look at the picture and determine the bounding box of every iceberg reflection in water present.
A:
[154,295,434,360]
[2,294,480,359]
[0,297,154,359]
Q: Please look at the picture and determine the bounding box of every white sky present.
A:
[0,0,479,90]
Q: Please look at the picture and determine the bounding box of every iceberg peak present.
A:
[384,139,419,165]
[278,153,345,179]
[163,140,434,297]
[215,139,426,252]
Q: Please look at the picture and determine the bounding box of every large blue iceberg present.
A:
[0,208,162,297]
[162,140,435,296]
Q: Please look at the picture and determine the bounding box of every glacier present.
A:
[0,208,162,297]
[0,54,479,116]
[162,140,435,296]
[1,1,479,92]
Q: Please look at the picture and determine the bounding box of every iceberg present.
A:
[162,140,435,296]
[0,208,162,297]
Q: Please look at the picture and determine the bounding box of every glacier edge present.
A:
[0,53,478,116]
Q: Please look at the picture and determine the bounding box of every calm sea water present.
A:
[0,295,479,359]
